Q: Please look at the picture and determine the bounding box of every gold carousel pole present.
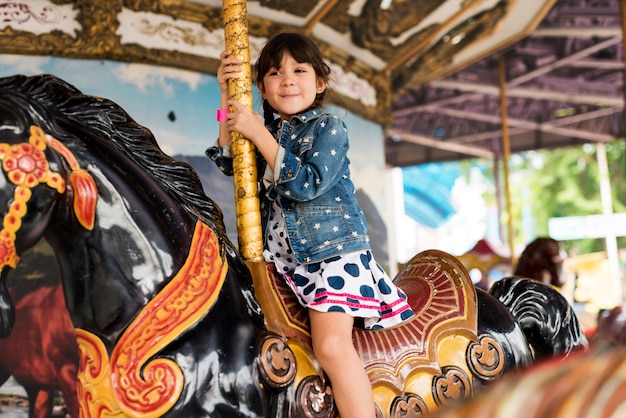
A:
[622,0,626,139]
[221,0,286,334]
[498,54,516,263]
[222,0,263,262]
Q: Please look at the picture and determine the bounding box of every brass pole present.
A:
[620,0,626,137]
[222,0,263,261]
[498,54,516,261]
[221,1,287,335]
[303,0,340,34]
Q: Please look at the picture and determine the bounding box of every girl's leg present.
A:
[308,309,376,418]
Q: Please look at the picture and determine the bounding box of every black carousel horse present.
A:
[0,74,587,418]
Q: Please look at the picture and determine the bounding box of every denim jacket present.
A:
[206,108,371,263]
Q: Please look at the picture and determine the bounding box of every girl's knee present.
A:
[309,310,356,366]
[312,332,352,365]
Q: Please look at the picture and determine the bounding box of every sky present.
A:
[0,54,221,156]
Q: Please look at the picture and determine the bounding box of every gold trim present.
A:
[76,221,228,417]
[0,0,390,124]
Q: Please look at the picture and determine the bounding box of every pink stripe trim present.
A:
[380,304,412,319]
[283,275,413,319]
[314,290,379,303]
[311,296,411,315]
[313,290,408,308]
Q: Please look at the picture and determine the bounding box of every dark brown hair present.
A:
[256,32,331,124]
[513,237,565,287]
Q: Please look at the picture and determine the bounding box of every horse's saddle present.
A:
[250,249,506,415]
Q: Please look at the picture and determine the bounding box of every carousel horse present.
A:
[0,74,587,417]
[513,237,566,288]
[0,282,79,418]
[431,303,626,418]
[430,344,626,418]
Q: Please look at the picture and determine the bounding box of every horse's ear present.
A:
[70,169,97,230]
[43,130,97,230]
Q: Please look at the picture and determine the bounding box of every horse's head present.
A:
[0,82,97,337]
[0,74,238,340]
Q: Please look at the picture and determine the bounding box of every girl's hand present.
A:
[225,100,279,170]
[217,50,242,94]
[223,100,266,143]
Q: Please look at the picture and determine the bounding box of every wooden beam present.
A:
[499,54,515,256]
[303,0,340,33]
[386,129,495,159]
[427,81,624,107]
[414,106,616,142]
[531,27,623,37]
[394,36,624,117]
[445,107,622,145]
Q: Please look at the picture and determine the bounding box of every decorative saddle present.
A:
[250,249,506,417]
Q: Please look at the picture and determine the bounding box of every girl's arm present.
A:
[217,50,279,171]
[216,50,240,148]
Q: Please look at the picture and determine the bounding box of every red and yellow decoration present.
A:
[258,250,503,416]
[0,125,228,417]
[45,133,97,230]
[0,125,96,270]
[75,221,228,417]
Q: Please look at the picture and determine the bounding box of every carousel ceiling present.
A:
[0,0,620,167]
[0,1,553,122]
[388,0,626,166]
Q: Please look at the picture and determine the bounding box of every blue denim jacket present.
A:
[206,108,371,263]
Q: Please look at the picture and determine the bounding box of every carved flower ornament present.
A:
[0,125,96,269]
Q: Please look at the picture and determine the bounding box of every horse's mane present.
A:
[0,74,231,247]
[490,277,588,360]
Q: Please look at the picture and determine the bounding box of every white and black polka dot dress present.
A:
[263,200,415,329]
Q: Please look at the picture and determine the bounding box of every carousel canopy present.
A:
[0,0,621,167]
[388,0,625,167]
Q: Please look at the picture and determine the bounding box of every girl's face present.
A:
[259,52,326,121]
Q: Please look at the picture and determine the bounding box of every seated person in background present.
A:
[513,237,566,288]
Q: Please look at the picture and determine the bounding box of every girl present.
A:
[207,32,415,418]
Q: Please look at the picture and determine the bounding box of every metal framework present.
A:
[388,0,625,167]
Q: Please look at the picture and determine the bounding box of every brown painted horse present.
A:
[0,281,79,418]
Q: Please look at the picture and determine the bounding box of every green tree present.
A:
[508,141,626,255]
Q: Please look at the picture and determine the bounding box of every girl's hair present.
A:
[256,32,331,124]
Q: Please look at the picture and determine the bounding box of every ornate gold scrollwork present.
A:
[467,334,506,381]
[390,393,429,417]
[0,0,390,124]
[432,366,471,406]
[257,334,296,389]
[76,221,228,417]
[295,375,334,418]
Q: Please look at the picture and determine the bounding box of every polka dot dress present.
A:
[264,200,415,329]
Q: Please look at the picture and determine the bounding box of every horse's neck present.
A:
[46,173,195,334]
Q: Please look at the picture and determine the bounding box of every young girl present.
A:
[207,32,415,418]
